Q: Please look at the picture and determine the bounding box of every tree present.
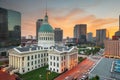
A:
[90,75,100,80]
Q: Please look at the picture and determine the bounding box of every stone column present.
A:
[9,55,11,66]
[13,56,15,68]
[18,57,20,69]
[19,57,22,74]
[11,56,13,67]
[14,56,16,68]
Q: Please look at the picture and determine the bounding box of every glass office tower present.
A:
[0,7,21,47]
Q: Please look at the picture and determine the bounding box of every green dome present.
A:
[39,23,53,32]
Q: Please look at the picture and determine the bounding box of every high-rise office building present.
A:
[36,19,43,41]
[74,24,87,43]
[96,29,107,46]
[104,15,120,58]
[87,32,93,42]
[54,28,63,42]
[0,7,21,47]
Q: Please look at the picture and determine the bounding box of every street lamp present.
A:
[39,75,42,80]
[46,70,50,80]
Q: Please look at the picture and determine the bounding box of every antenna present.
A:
[119,15,120,31]
[108,30,109,39]
[46,0,47,15]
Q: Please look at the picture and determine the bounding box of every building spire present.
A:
[119,15,120,31]
[44,0,48,23]
[46,0,47,15]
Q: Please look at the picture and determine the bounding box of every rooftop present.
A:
[89,58,120,80]
[39,23,53,32]
[9,45,75,55]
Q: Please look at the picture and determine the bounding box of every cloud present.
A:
[48,8,118,38]
[21,8,118,38]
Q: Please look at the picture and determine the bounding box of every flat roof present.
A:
[89,58,120,80]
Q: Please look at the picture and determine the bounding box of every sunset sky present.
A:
[0,0,120,38]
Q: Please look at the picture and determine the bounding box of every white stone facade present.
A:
[9,47,78,74]
[38,32,54,48]
[9,48,48,74]
[48,47,78,73]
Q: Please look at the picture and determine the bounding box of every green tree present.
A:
[90,75,100,80]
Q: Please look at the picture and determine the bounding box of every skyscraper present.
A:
[54,28,63,43]
[0,7,21,47]
[87,32,93,42]
[36,19,43,41]
[96,29,107,46]
[74,24,87,43]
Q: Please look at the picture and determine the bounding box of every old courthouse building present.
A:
[9,13,78,74]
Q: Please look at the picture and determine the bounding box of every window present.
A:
[54,56,55,60]
[22,57,24,61]
[41,54,43,57]
[47,58,48,61]
[44,53,46,56]
[38,54,40,58]
[50,62,52,66]
[57,69,59,72]
[57,63,59,67]
[28,68,29,71]
[27,62,29,66]
[47,53,48,56]
[64,56,66,60]
[61,57,63,61]
[61,63,63,67]
[35,55,37,58]
[54,62,55,66]
[31,55,33,59]
[50,56,52,60]
[41,59,43,62]
[44,58,46,61]
[27,56,29,60]
[41,47,43,49]
[57,57,59,61]
[38,60,40,63]
[31,61,33,65]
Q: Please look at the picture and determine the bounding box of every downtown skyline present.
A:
[0,0,120,38]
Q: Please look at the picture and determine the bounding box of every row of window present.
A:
[50,56,66,61]
[27,58,48,67]
[22,63,46,73]
[39,37,54,40]
[27,53,48,60]
[39,33,53,36]
[49,68,59,73]
[50,62,59,67]
[50,56,59,61]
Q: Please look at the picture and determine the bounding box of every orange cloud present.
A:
[49,9,118,38]
[21,8,118,38]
